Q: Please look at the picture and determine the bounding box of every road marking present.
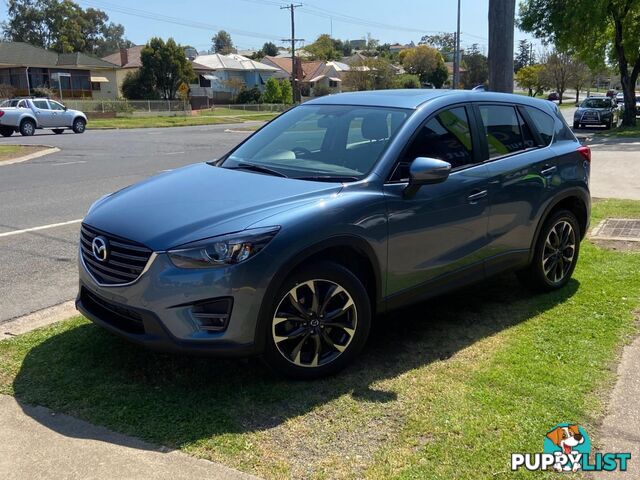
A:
[0,219,82,238]
[52,161,86,166]
[164,151,185,155]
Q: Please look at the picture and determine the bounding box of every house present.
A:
[261,56,349,96]
[349,39,367,50]
[189,53,279,104]
[102,45,144,97]
[306,61,350,95]
[0,41,120,99]
[388,43,409,54]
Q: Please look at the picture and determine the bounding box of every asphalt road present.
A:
[0,124,253,322]
[1,115,638,323]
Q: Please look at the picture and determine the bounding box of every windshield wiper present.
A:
[293,175,359,182]
[227,162,288,178]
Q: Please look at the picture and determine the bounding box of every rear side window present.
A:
[479,105,530,159]
[32,100,49,109]
[524,107,554,146]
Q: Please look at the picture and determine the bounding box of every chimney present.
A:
[119,48,128,67]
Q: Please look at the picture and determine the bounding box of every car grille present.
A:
[580,111,599,122]
[80,224,152,285]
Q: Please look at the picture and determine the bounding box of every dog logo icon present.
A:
[544,424,590,472]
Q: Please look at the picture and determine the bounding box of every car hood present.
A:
[84,163,343,250]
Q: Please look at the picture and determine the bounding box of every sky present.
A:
[1,0,540,55]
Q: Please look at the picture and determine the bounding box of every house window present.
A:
[199,75,211,88]
[91,82,101,91]
[329,80,338,88]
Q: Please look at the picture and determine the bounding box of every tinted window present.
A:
[223,104,410,180]
[581,98,611,108]
[32,100,49,109]
[479,105,528,158]
[49,101,65,111]
[525,107,554,146]
[404,107,474,168]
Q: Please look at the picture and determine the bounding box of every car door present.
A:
[383,105,491,305]
[474,103,559,275]
[30,99,55,127]
[48,100,69,126]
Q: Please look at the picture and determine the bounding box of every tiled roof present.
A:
[263,56,324,80]
[102,45,144,68]
[0,41,118,69]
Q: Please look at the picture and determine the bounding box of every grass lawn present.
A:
[1,199,639,479]
[88,113,277,130]
[0,145,47,162]
[594,123,640,138]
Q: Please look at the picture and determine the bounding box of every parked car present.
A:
[0,97,87,137]
[77,90,590,379]
[606,89,617,98]
[615,92,625,107]
[573,96,619,129]
[471,84,486,92]
[421,82,436,89]
[547,92,560,101]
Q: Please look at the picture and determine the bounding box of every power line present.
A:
[80,0,286,42]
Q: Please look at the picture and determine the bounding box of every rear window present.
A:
[524,107,554,146]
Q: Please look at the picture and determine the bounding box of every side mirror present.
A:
[404,157,451,198]
[64,106,68,110]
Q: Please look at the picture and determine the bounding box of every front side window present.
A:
[49,101,65,111]
[221,104,410,181]
[479,105,532,159]
[32,100,49,110]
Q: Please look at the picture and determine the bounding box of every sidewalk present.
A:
[595,332,640,478]
[0,394,257,480]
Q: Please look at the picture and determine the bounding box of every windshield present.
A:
[221,104,411,181]
[581,98,611,108]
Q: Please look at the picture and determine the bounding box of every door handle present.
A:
[541,165,557,176]
[467,189,488,203]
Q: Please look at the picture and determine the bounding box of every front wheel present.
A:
[263,261,371,379]
[517,210,580,291]
[72,118,86,134]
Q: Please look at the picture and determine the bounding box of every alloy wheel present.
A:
[542,220,576,284]
[272,279,357,368]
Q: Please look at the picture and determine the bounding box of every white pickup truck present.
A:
[0,97,87,137]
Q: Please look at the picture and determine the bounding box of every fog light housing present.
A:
[190,297,233,332]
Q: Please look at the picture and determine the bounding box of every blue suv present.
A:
[77,90,591,378]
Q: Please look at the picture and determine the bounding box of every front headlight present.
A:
[167,226,280,269]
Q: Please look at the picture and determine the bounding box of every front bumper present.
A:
[77,249,272,356]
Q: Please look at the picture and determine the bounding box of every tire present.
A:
[605,119,612,130]
[19,119,35,136]
[0,126,13,137]
[573,121,579,129]
[72,118,86,134]
[52,129,64,134]
[263,261,371,379]
[517,209,581,292]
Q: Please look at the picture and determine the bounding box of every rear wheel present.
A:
[19,119,35,136]
[263,261,371,379]
[517,209,580,291]
[0,126,13,137]
[72,118,86,134]
[52,128,64,134]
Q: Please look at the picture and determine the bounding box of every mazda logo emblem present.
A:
[92,236,109,262]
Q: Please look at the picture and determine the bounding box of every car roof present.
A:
[304,89,555,112]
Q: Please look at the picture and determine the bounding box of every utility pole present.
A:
[488,0,516,92]
[281,3,303,102]
[453,0,461,89]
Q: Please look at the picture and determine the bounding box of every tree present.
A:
[400,45,445,84]
[343,58,395,91]
[514,39,535,72]
[514,64,546,96]
[519,0,640,126]
[393,74,421,89]
[279,79,293,104]
[461,44,489,87]
[488,0,516,92]
[212,30,234,54]
[121,69,157,100]
[140,37,195,100]
[420,33,457,57]
[571,61,592,104]
[540,51,573,104]
[223,77,245,102]
[261,41,278,57]
[262,77,282,103]
[2,0,132,55]
[306,34,341,61]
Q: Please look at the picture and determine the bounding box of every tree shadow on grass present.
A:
[12,274,579,453]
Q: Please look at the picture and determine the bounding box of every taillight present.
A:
[577,145,591,163]
[0,110,4,117]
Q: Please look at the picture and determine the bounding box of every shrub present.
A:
[393,74,421,89]
[279,79,293,104]
[121,70,158,100]
[0,84,16,99]
[236,87,262,104]
[313,84,331,97]
[262,77,282,103]
[31,86,56,98]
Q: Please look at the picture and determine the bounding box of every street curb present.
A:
[1,300,76,340]
[0,145,60,166]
